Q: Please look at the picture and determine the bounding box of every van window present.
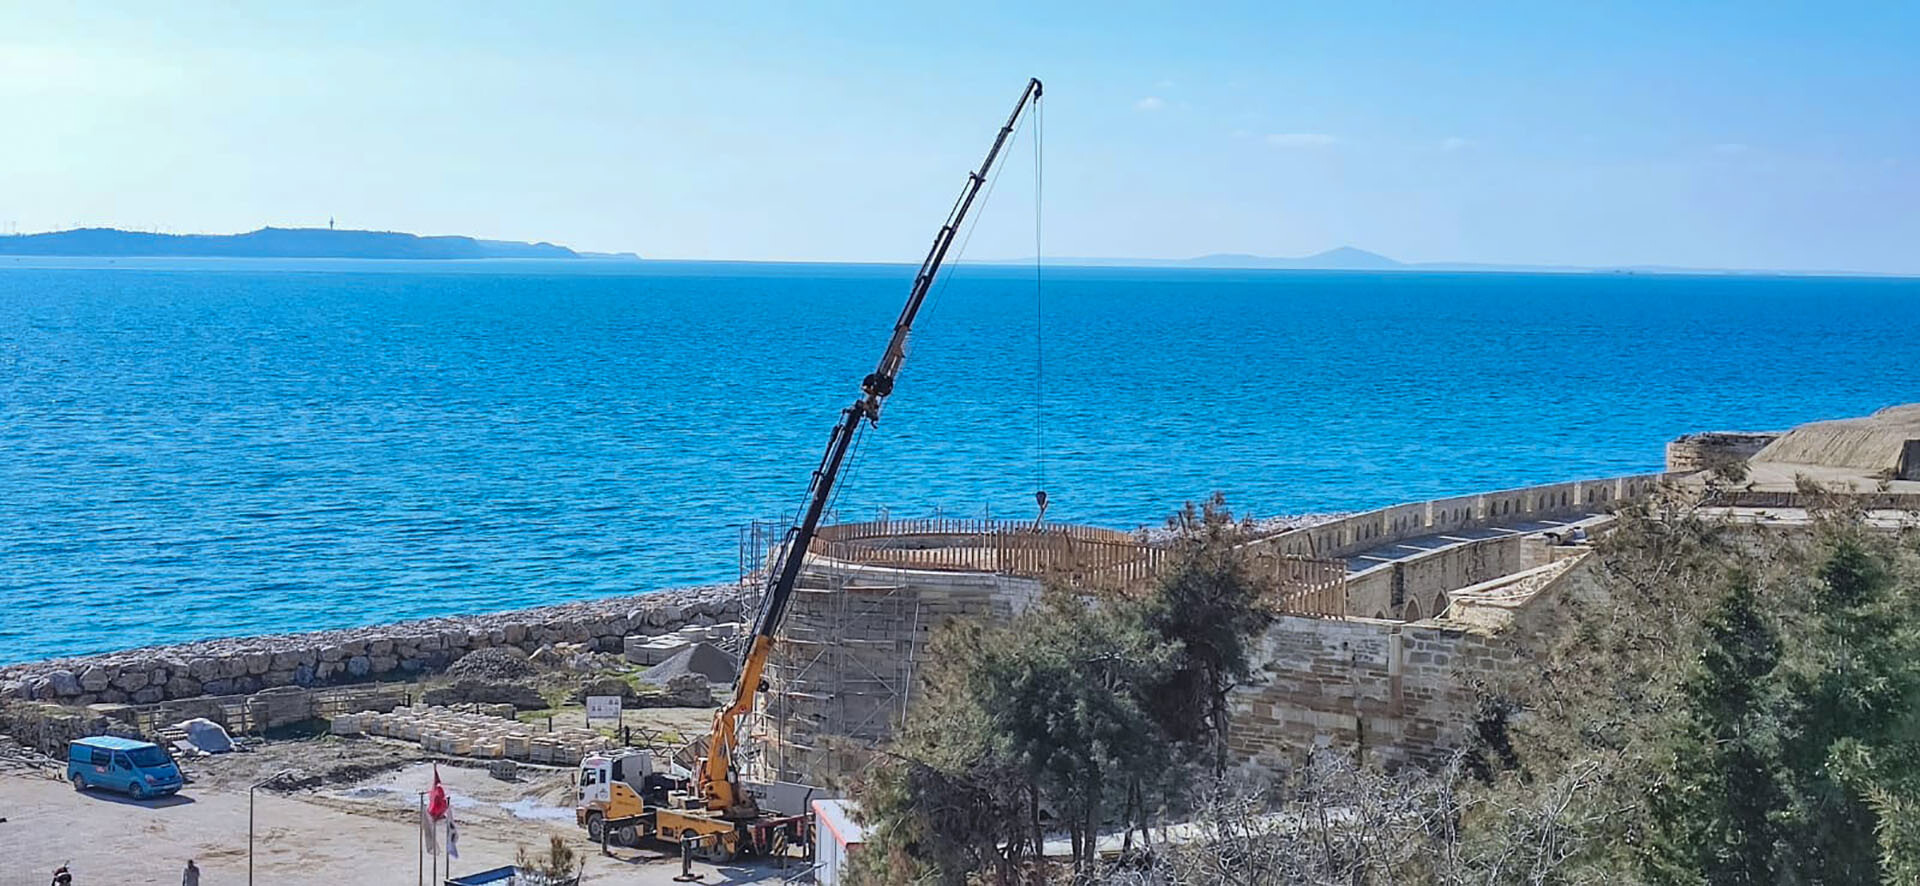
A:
[129,746,168,768]
[113,752,132,770]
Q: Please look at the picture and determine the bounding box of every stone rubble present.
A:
[0,584,746,706]
[329,704,616,764]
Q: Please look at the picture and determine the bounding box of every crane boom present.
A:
[701,77,1043,814]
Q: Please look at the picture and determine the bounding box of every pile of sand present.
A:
[638,643,734,685]
[1753,403,1920,479]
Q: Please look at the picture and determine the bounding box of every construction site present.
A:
[5,400,1916,883]
[5,68,1919,883]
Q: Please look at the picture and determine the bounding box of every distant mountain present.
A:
[994,247,1892,277]
[0,227,639,260]
[1182,247,1403,270]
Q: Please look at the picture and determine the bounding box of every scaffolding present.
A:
[729,516,1347,786]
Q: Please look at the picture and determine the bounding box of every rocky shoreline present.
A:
[0,584,748,706]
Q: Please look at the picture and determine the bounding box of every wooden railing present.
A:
[1251,553,1350,617]
[809,519,1164,587]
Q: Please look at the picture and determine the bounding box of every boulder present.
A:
[111,669,150,692]
[419,679,547,711]
[43,670,81,697]
[78,666,113,693]
[648,604,683,627]
[346,656,372,678]
[665,673,714,707]
[573,677,636,702]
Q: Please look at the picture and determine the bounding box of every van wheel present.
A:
[72,773,88,792]
[129,781,146,800]
[585,812,605,842]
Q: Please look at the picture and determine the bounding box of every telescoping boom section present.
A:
[702,77,1044,818]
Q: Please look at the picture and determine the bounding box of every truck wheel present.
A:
[615,825,640,847]
[585,812,605,842]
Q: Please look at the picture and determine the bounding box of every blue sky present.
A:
[2,2,1915,272]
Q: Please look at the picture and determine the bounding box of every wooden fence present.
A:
[809,519,1165,588]
[1251,552,1351,617]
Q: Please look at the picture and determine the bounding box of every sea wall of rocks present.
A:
[0,584,745,706]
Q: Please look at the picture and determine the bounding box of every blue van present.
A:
[67,736,183,799]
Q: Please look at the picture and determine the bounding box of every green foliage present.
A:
[1496,497,1920,886]
[1138,493,1271,772]
[515,835,584,884]
[1643,572,1786,886]
[854,496,1268,884]
[1769,535,1920,885]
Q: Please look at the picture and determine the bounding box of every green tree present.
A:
[1774,536,1920,885]
[1644,571,1787,886]
[854,592,1176,883]
[1138,494,1271,774]
[852,621,1033,885]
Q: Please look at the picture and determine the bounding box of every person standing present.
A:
[181,859,199,886]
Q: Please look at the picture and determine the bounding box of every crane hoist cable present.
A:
[1032,91,1048,525]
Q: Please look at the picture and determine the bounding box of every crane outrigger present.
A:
[575,77,1044,860]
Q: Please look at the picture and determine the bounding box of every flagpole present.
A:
[417,792,425,886]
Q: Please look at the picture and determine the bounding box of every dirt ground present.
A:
[0,731,806,885]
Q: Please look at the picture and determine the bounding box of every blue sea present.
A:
[2,257,1915,664]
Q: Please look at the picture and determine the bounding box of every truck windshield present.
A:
[128,747,170,768]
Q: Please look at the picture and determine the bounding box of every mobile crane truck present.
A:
[575,76,1044,861]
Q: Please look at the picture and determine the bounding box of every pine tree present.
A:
[1775,536,1920,885]
[1645,571,1786,886]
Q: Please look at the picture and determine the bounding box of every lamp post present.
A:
[249,770,295,886]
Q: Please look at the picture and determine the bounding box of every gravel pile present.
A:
[446,647,538,681]
[639,643,734,685]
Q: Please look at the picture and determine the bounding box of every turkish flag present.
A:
[427,764,450,820]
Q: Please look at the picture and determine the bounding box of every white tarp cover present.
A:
[176,718,233,753]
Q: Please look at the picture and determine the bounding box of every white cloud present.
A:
[1134,96,1166,112]
[1265,132,1338,148]
[1712,142,1751,155]
[1439,136,1472,151]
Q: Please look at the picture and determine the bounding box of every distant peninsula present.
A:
[1010,246,1891,278]
[0,227,638,261]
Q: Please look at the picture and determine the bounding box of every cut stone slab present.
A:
[623,635,690,666]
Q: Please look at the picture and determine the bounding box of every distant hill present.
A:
[0,227,638,260]
[998,246,1891,277]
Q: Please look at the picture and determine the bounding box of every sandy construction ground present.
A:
[0,740,800,885]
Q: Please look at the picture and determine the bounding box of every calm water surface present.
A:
[2,258,1915,662]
